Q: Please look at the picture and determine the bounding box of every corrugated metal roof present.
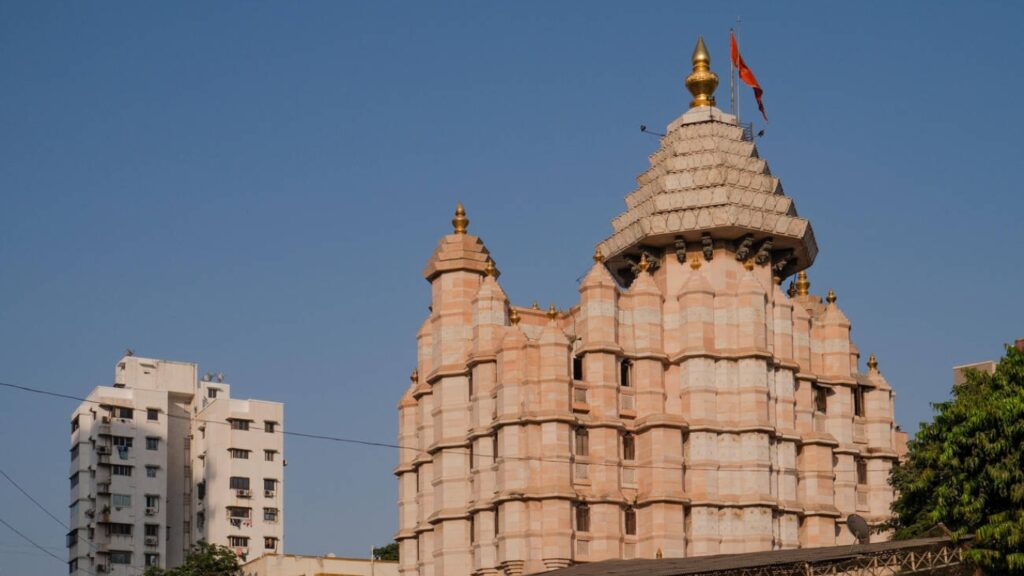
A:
[542,537,960,576]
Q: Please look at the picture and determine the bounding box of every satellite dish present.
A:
[847,514,870,544]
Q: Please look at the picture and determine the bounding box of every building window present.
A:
[69,559,78,573]
[115,407,132,419]
[470,513,476,544]
[265,421,277,433]
[66,529,78,548]
[112,494,132,508]
[856,458,868,485]
[624,507,637,536]
[468,372,474,399]
[71,416,80,433]
[110,551,132,564]
[620,359,633,387]
[146,466,158,478]
[70,472,79,488]
[574,428,589,457]
[108,523,133,537]
[228,536,249,548]
[494,506,500,536]
[230,477,250,491]
[145,524,159,537]
[146,437,159,451]
[144,553,159,567]
[229,448,250,459]
[147,408,159,421]
[145,495,160,510]
[112,465,132,477]
[264,478,277,492]
[70,444,79,461]
[229,419,250,431]
[492,434,499,463]
[264,450,276,462]
[575,503,590,533]
[197,482,206,500]
[111,436,133,448]
[264,508,278,523]
[622,433,635,461]
[814,386,828,414]
[573,355,584,381]
[264,537,277,550]
[197,511,205,528]
[853,386,865,417]
[208,387,218,399]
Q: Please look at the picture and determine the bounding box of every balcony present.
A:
[96,483,111,495]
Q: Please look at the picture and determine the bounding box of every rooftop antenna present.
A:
[124,348,134,357]
[640,124,665,137]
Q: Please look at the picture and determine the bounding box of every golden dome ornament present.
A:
[452,203,469,234]
[685,36,719,108]
[509,308,520,326]
[867,353,878,372]
[593,246,604,263]
[795,271,810,296]
[484,258,497,278]
[637,253,651,273]
[547,304,558,320]
[826,289,836,304]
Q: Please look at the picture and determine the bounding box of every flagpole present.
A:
[729,30,736,117]
[734,16,741,124]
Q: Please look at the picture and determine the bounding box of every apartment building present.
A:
[68,354,284,575]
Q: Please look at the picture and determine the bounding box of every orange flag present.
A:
[730,31,767,122]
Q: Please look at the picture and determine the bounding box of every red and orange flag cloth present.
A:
[730,31,767,122]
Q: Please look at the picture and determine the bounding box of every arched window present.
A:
[624,507,637,536]
[574,428,589,457]
[622,433,635,461]
[575,503,591,533]
[620,359,633,387]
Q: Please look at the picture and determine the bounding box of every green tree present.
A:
[143,540,241,576]
[373,542,399,561]
[887,344,1024,574]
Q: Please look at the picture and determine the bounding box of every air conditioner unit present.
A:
[264,490,275,498]
[85,508,95,517]
[236,489,251,498]
[145,507,157,516]
[97,446,111,455]
[101,416,111,424]
[145,536,158,547]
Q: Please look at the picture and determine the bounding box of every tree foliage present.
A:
[373,542,399,561]
[888,345,1024,573]
[143,540,241,576]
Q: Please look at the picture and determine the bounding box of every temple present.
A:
[395,36,907,576]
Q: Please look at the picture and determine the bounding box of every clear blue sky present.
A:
[2,1,1023,573]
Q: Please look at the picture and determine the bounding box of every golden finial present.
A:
[743,259,754,271]
[509,308,520,325]
[484,258,497,278]
[593,246,604,263]
[795,271,810,296]
[410,368,418,383]
[826,289,836,304]
[867,353,878,372]
[531,301,540,310]
[656,548,664,559]
[547,304,558,320]
[685,36,718,108]
[452,203,469,234]
[637,253,650,273]
[690,255,701,270]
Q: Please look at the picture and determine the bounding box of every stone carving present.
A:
[624,249,661,275]
[754,237,774,265]
[734,234,755,261]
[674,236,688,263]
[772,249,796,278]
[701,233,714,261]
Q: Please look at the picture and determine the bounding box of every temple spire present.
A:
[685,36,719,108]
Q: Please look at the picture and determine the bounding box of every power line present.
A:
[0,515,65,564]
[0,379,690,473]
[0,469,68,529]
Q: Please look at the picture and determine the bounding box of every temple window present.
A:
[620,359,632,387]
[624,507,637,536]
[814,386,828,414]
[575,503,590,533]
[574,428,589,457]
[853,386,865,417]
[622,433,635,461]
[573,355,584,381]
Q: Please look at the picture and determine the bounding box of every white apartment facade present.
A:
[68,355,284,575]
